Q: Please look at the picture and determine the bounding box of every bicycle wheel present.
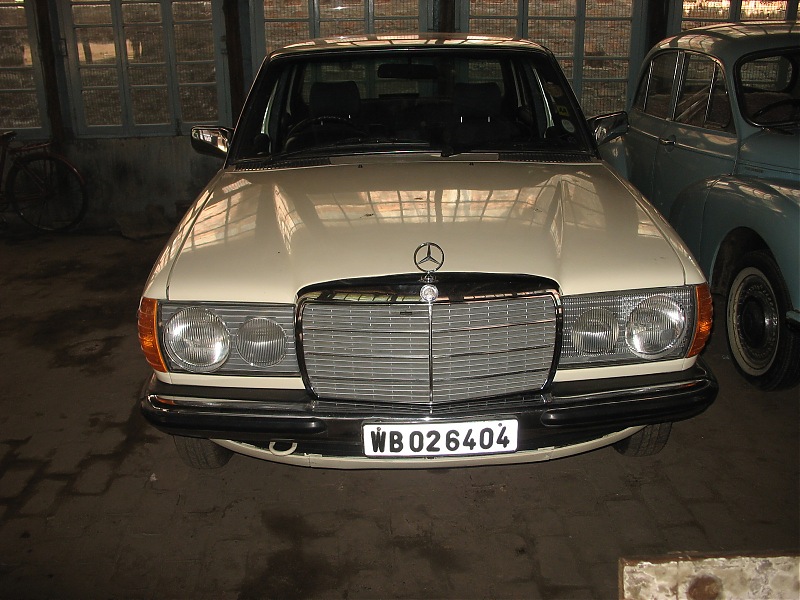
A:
[7,153,88,232]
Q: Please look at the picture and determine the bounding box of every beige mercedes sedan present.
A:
[137,35,717,469]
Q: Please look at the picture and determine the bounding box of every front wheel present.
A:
[173,435,233,469]
[613,422,672,457]
[7,153,88,232]
[726,250,800,390]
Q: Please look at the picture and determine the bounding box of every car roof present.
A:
[269,34,549,59]
[651,21,799,63]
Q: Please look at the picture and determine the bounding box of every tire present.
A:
[613,422,672,457]
[726,250,800,390]
[173,435,233,469]
[7,153,88,232]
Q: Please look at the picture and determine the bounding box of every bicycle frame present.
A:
[1,132,52,196]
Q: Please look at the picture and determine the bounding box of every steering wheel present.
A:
[287,115,366,138]
[751,97,800,121]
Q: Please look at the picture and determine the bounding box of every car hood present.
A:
[738,128,800,181]
[148,158,697,303]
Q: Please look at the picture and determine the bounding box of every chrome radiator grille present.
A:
[300,291,558,404]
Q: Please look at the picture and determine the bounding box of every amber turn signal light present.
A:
[137,297,167,372]
[688,283,713,358]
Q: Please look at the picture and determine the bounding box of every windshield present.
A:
[233,49,592,161]
[738,49,800,127]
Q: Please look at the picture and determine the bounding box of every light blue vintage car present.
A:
[593,22,799,390]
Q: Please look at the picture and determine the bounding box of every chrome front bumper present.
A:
[141,360,717,464]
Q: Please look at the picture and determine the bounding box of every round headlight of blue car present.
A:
[625,295,686,358]
[163,307,230,372]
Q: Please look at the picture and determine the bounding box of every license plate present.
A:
[363,419,518,458]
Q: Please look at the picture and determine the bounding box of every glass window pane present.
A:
[319,20,366,37]
[587,1,632,18]
[80,66,118,86]
[122,2,161,24]
[585,57,628,80]
[739,51,800,125]
[469,18,517,36]
[531,0,576,18]
[676,53,715,125]
[528,20,574,57]
[374,0,417,18]
[582,81,628,116]
[706,68,733,131]
[265,22,310,54]
[585,20,631,60]
[0,5,27,26]
[174,23,213,61]
[264,0,308,19]
[644,53,678,118]
[0,69,34,88]
[83,88,121,125]
[470,0,518,17]
[319,0,364,20]
[129,64,166,85]
[72,4,112,26]
[177,63,214,84]
[173,1,212,21]
[0,31,27,67]
[126,26,165,62]
[0,91,39,127]
[741,1,787,20]
[682,0,731,28]
[180,85,217,122]
[374,19,418,34]
[132,85,169,123]
[76,27,116,65]
[683,0,731,20]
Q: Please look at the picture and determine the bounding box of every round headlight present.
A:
[236,318,287,366]
[571,308,619,354]
[164,307,230,372]
[625,295,686,358]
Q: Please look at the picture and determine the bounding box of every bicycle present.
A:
[0,131,88,232]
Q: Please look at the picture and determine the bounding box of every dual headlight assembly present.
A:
[138,284,711,375]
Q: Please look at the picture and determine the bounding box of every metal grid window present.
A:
[0,0,47,132]
[62,0,229,136]
[681,1,790,29]
[465,0,640,116]
[254,1,424,61]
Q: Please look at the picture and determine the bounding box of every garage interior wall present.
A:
[0,0,796,226]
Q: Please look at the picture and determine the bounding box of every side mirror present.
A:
[588,111,629,146]
[191,126,233,158]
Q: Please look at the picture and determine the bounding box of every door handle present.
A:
[658,135,676,150]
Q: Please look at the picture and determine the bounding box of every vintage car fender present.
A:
[669,175,800,317]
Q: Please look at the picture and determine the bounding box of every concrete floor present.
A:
[0,232,798,600]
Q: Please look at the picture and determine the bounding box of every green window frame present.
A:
[61,0,230,137]
[0,0,49,134]
[251,1,427,65]
[462,0,647,116]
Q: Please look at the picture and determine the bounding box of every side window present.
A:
[706,67,733,132]
[675,53,733,132]
[641,52,678,118]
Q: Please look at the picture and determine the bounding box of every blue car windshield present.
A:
[738,49,800,127]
